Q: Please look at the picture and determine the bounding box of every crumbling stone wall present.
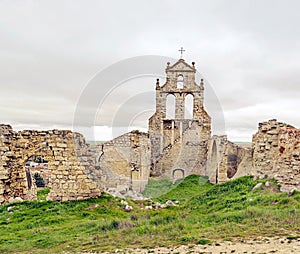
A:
[87,131,151,193]
[206,119,300,191]
[0,125,100,204]
[206,135,227,183]
[206,135,252,184]
[252,119,300,191]
[218,141,253,182]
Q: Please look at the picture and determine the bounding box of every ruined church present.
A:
[149,59,211,179]
[1,57,300,204]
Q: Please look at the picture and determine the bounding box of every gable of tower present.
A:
[166,59,195,72]
[160,59,201,91]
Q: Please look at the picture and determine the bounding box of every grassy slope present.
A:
[0,176,299,253]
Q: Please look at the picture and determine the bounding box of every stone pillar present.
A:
[175,94,184,119]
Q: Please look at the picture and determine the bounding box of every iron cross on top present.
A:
[178,47,185,58]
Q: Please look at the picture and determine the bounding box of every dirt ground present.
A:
[104,237,300,253]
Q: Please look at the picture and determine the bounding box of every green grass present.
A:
[148,175,211,203]
[36,188,50,201]
[0,175,299,253]
[141,177,186,199]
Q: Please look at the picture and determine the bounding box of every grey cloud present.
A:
[0,0,300,141]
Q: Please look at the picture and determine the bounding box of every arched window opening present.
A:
[184,94,194,119]
[166,94,176,119]
[25,155,49,189]
[177,75,184,89]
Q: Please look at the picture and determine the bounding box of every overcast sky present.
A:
[1,0,299,141]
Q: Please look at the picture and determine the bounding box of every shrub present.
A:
[197,238,211,245]
[33,172,45,188]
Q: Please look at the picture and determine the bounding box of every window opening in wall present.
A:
[177,75,184,89]
[166,94,176,119]
[184,94,194,119]
[25,156,49,189]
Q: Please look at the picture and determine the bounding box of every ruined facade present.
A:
[149,59,211,180]
[1,58,300,204]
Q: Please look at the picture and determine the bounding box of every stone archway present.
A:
[172,168,185,182]
[184,93,194,119]
[166,93,176,119]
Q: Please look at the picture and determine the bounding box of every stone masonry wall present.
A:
[252,119,300,191]
[0,125,101,204]
[86,131,151,193]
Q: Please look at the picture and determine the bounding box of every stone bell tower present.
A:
[148,57,211,180]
